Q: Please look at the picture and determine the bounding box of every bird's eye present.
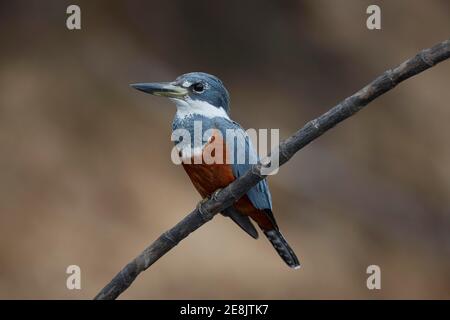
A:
[192,82,205,93]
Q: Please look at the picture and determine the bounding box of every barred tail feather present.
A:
[264,229,300,269]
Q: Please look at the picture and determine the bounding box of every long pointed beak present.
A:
[130,82,188,98]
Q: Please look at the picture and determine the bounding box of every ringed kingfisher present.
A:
[131,72,300,269]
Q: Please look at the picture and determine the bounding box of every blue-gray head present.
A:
[131,72,231,118]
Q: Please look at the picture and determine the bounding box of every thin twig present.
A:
[95,39,450,300]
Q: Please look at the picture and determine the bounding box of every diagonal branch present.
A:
[95,39,450,300]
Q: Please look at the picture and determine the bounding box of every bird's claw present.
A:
[196,188,223,208]
[211,188,223,201]
[196,197,209,209]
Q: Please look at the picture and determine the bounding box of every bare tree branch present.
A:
[95,39,450,300]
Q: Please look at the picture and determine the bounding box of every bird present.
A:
[131,72,300,269]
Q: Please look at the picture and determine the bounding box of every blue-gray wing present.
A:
[215,118,273,210]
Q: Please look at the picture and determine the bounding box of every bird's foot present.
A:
[196,188,223,211]
[197,197,209,208]
[196,193,219,221]
[211,188,223,201]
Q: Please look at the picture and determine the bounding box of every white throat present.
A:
[171,97,230,120]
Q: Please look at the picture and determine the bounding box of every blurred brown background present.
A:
[0,0,449,299]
